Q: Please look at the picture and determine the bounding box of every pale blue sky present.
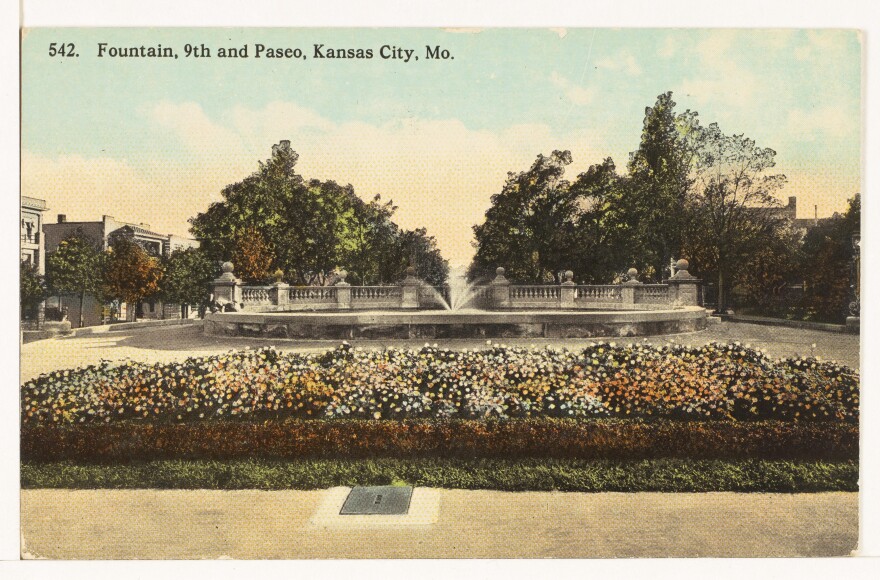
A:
[21,28,862,263]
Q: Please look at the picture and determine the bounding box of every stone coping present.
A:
[209,306,706,326]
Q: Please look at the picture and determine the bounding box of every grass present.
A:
[21,457,858,492]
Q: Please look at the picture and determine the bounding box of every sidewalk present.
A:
[20,488,858,559]
[20,320,860,383]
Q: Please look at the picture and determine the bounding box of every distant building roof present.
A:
[115,224,168,239]
[21,196,48,211]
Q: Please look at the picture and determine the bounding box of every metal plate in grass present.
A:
[340,486,413,515]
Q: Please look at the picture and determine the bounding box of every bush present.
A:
[21,342,859,427]
[21,418,857,462]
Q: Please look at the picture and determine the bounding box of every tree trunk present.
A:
[79,289,85,328]
[717,270,725,314]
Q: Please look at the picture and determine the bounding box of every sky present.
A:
[21,27,862,265]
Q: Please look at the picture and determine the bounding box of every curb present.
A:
[719,314,855,334]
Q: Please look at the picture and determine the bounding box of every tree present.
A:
[103,236,163,320]
[682,124,788,312]
[45,230,105,328]
[160,247,220,317]
[190,141,447,286]
[338,193,400,285]
[470,150,576,283]
[397,228,449,287]
[567,157,638,283]
[20,260,47,321]
[732,223,803,312]
[798,194,860,322]
[230,226,273,283]
[625,92,703,278]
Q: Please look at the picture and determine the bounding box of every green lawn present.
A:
[21,457,857,492]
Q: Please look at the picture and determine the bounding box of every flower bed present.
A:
[21,342,858,426]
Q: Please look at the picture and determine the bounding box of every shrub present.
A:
[21,418,858,462]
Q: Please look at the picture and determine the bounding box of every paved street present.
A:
[20,319,860,383]
[20,489,858,559]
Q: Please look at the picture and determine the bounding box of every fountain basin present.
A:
[204,307,707,340]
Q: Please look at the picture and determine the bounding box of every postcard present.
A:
[18,27,862,559]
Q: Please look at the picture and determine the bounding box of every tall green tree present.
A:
[624,92,703,279]
[160,247,220,317]
[103,237,164,320]
[798,194,860,322]
[20,260,47,321]
[470,150,576,283]
[190,141,447,286]
[567,157,637,283]
[45,230,105,328]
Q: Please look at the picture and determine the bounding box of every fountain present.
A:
[203,261,707,340]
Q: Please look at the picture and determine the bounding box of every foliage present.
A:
[730,223,803,311]
[21,417,857,463]
[20,458,858,493]
[798,194,860,322]
[568,158,643,283]
[159,247,221,309]
[103,236,163,307]
[20,260,47,313]
[45,230,105,327]
[470,150,576,283]
[230,226,273,283]
[190,141,448,286]
[21,342,859,427]
[469,92,795,293]
[682,125,789,311]
[624,92,702,278]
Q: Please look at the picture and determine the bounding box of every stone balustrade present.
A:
[214,260,702,313]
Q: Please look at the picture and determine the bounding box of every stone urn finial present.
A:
[335,269,350,286]
[496,267,506,278]
[671,258,696,280]
[623,267,642,286]
[217,261,238,282]
[406,265,416,277]
[564,270,574,282]
[273,268,284,283]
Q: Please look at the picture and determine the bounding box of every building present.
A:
[43,214,200,327]
[21,196,49,326]
[21,196,48,274]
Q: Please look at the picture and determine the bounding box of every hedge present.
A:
[21,418,858,462]
[20,458,859,492]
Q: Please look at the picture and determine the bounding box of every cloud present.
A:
[549,71,596,105]
[24,102,612,265]
[787,106,859,142]
[20,151,197,238]
[658,36,677,59]
[676,32,757,109]
[594,50,642,76]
